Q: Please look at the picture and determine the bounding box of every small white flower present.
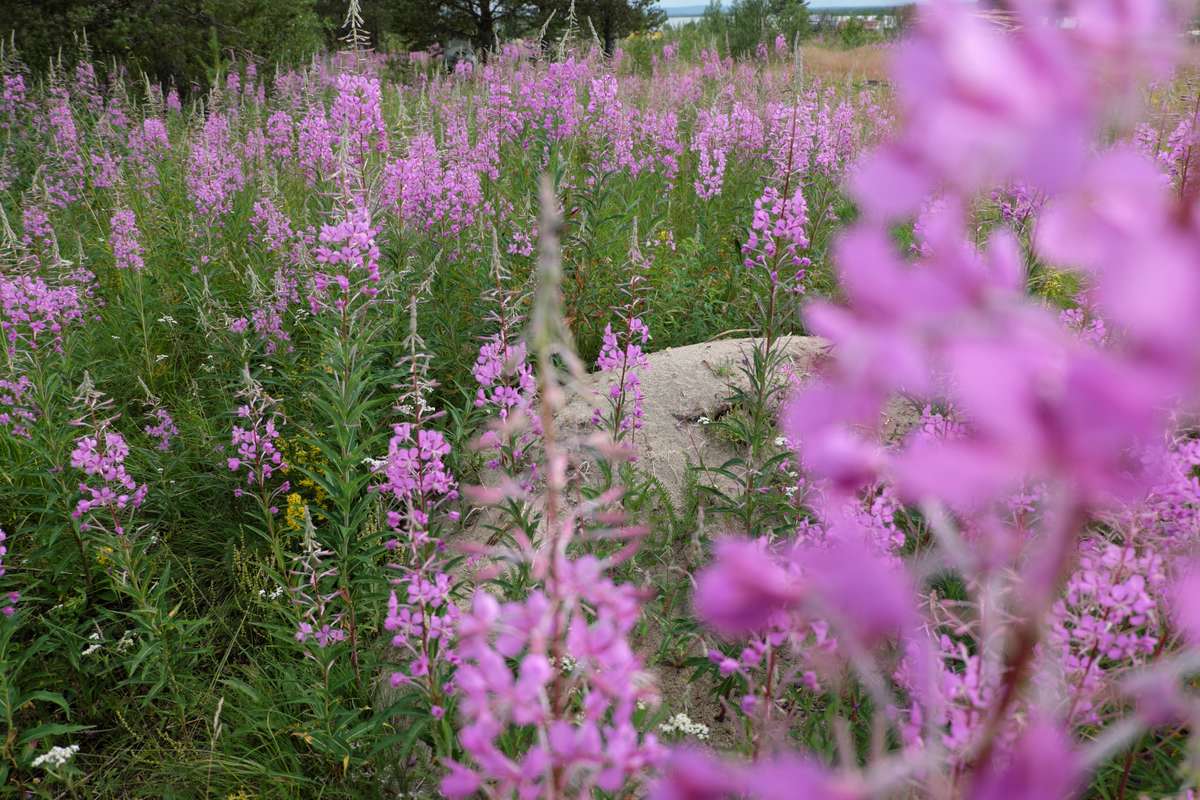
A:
[157,315,178,326]
[697,416,711,426]
[31,744,79,769]
[155,354,168,363]
[774,436,789,447]
[658,712,710,741]
[115,630,136,653]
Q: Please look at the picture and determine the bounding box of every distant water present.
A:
[664,15,703,26]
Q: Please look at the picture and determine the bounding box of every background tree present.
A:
[388,0,540,52]
[2,0,323,90]
[699,0,810,58]
[537,0,667,54]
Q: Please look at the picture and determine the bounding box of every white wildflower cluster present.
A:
[83,629,137,656]
[31,744,79,769]
[115,629,136,653]
[659,712,710,741]
[82,631,103,656]
[697,416,711,426]
[258,585,285,601]
[396,390,434,419]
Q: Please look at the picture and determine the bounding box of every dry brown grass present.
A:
[797,43,892,85]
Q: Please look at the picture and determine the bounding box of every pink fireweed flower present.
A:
[128,117,170,188]
[109,209,145,272]
[231,199,305,355]
[376,355,463,714]
[378,424,456,504]
[695,523,914,648]
[592,252,651,442]
[0,272,86,356]
[297,105,336,185]
[186,112,245,223]
[692,109,731,200]
[265,111,293,161]
[309,204,381,314]
[21,203,54,255]
[44,87,86,206]
[1,591,16,617]
[70,429,147,534]
[447,200,659,796]
[72,61,102,115]
[291,524,346,653]
[472,339,541,480]
[742,183,810,291]
[694,537,802,636]
[143,407,178,452]
[89,150,120,189]
[0,374,36,438]
[652,749,862,800]
[1170,559,1200,647]
[765,1,1200,793]
[227,373,287,506]
[0,73,27,130]
[447,556,663,798]
[1049,539,1167,727]
[971,719,1082,800]
[329,73,388,163]
[592,318,650,439]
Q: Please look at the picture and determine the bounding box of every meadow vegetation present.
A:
[2,4,1200,799]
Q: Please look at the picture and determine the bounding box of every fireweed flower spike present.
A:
[291,511,346,653]
[442,179,661,798]
[227,368,288,519]
[0,527,14,618]
[187,112,244,224]
[309,202,381,315]
[472,232,541,487]
[592,229,651,443]
[377,303,463,713]
[769,0,1200,794]
[108,208,145,272]
[69,376,147,536]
